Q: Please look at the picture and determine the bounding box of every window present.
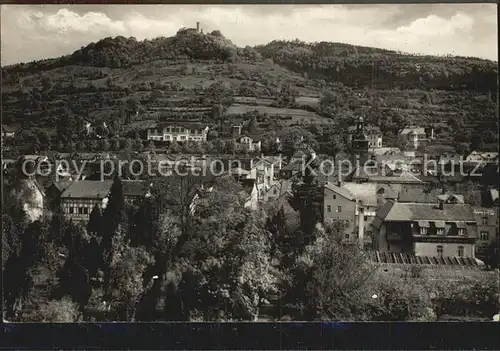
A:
[333,194,336,199]
[457,246,464,257]
[420,227,428,235]
[344,233,350,239]
[436,228,444,235]
[364,215,368,221]
[437,245,443,257]
[180,136,186,140]
[482,217,488,225]
[480,231,489,241]
[458,228,465,236]
[83,207,89,215]
[327,205,332,213]
[337,206,342,213]
[273,188,278,195]
[78,207,84,214]
[69,207,74,214]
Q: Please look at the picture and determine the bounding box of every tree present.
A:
[248,115,259,134]
[37,130,51,150]
[280,222,376,321]
[101,174,126,246]
[33,297,81,322]
[99,139,110,151]
[107,228,155,321]
[31,135,41,153]
[110,138,120,151]
[87,204,103,236]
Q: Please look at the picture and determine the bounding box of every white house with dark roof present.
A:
[60,180,113,222]
[465,151,499,163]
[146,122,209,142]
[236,134,262,152]
[372,199,478,258]
[398,125,434,150]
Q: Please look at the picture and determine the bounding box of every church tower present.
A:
[351,116,369,166]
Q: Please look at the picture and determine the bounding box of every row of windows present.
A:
[151,128,203,134]
[419,227,466,236]
[436,245,464,257]
[68,207,90,215]
[326,205,342,213]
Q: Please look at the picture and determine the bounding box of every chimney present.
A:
[196,22,200,32]
[438,199,444,210]
[358,205,365,248]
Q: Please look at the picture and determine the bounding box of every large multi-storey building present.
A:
[60,180,113,222]
[473,207,498,262]
[372,197,478,258]
[146,122,209,143]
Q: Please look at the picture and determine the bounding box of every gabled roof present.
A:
[158,121,208,130]
[324,182,356,201]
[266,179,292,198]
[122,180,151,197]
[341,182,379,207]
[237,133,262,142]
[61,180,113,199]
[372,147,402,156]
[375,202,476,222]
[399,126,426,135]
[398,186,443,203]
[50,181,74,193]
[2,124,21,133]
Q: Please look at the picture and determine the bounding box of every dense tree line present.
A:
[3,170,498,322]
[255,40,497,92]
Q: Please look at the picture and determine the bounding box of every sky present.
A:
[1,4,497,66]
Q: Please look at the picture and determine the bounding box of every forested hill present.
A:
[2,29,497,92]
[1,28,498,155]
[255,40,497,91]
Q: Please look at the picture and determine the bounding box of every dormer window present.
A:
[436,228,444,235]
[420,227,428,235]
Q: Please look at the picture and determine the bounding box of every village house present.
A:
[83,120,108,137]
[236,134,262,152]
[322,182,360,242]
[398,125,434,150]
[59,180,113,222]
[146,122,209,143]
[372,197,478,259]
[465,151,499,164]
[262,179,292,202]
[122,180,152,202]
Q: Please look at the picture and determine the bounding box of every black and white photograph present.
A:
[1,4,499,323]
